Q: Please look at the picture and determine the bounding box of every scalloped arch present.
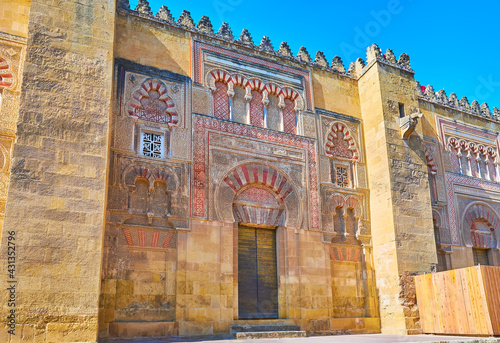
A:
[123,164,178,192]
[329,194,362,218]
[0,55,15,90]
[215,161,302,228]
[462,201,499,248]
[425,146,437,173]
[325,122,359,160]
[206,69,231,90]
[127,79,179,125]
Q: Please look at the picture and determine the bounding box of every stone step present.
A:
[235,330,307,339]
[230,324,302,333]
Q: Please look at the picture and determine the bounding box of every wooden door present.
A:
[238,226,278,319]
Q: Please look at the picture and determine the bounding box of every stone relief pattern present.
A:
[302,114,316,139]
[127,79,179,125]
[193,40,314,112]
[224,163,294,198]
[121,227,176,248]
[191,86,210,115]
[122,71,185,127]
[325,122,359,160]
[329,246,362,262]
[445,173,500,244]
[192,115,320,229]
[233,186,284,226]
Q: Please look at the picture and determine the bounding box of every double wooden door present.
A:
[238,226,278,319]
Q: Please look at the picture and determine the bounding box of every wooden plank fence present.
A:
[414,266,500,336]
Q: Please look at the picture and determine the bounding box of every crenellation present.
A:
[481,102,491,116]
[197,16,213,33]
[385,49,397,63]
[238,28,254,46]
[366,43,383,62]
[347,62,355,75]
[460,96,470,109]
[178,10,195,28]
[415,81,424,97]
[117,4,360,78]
[418,84,499,121]
[471,99,480,114]
[156,5,174,22]
[424,85,436,100]
[331,56,345,73]
[259,36,273,52]
[297,46,312,62]
[436,89,447,104]
[278,42,293,57]
[119,0,130,9]
[135,0,152,15]
[449,92,459,107]
[218,22,234,40]
[397,53,410,69]
[314,51,328,68]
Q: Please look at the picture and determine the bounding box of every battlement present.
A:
[119,1,498,123]
[118,1,412,79]
[416,82,499,122]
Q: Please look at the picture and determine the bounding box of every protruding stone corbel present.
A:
[147,212,154,225]
[400,111,423,140]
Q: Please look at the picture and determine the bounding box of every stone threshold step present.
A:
[235,331,307,339]
[231,324,301,333]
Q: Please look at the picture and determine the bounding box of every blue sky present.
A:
[135,0,500,109]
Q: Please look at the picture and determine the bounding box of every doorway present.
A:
[238,225,278,319]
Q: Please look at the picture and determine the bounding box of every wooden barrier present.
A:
[414,266,500,336]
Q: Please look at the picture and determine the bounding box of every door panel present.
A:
[238,226,278,319]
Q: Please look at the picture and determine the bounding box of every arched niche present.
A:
[461,202,499,249]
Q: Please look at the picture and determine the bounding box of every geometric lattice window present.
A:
[335,166,349,188]
[472,248,490,266]
[213,81,230,120]
[140,132,164,159]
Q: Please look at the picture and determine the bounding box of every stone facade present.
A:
[0,1,499,342]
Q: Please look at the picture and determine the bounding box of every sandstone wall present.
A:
[359,60,436,335]
[0,1,115,341]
